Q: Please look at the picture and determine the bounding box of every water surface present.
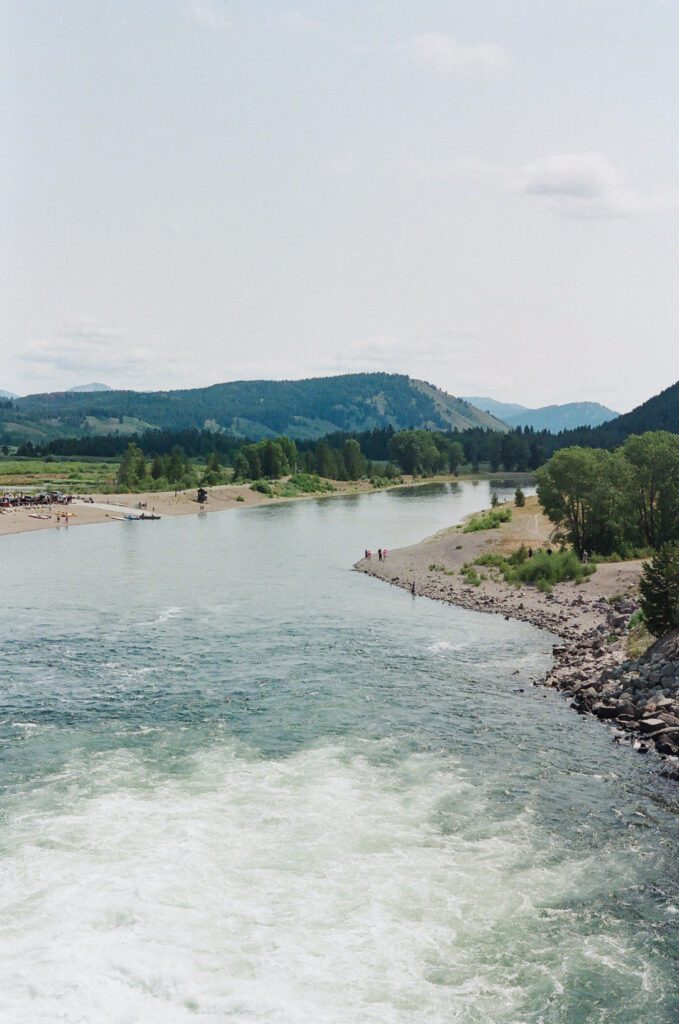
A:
[1,482,677,1023]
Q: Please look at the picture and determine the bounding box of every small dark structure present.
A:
[197,487,208,505]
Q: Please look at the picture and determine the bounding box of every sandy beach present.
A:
[0,473,533,540]
[0,478,390,538]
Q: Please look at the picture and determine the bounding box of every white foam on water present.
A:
[152,606,183,626]
[0,741,666,1023]
[426,640,461,653]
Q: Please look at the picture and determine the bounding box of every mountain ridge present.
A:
[579,379,679,447]
[0,373,508,444]
[465,397,619,432]
[67,383,112,393]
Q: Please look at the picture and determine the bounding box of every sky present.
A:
[2,1,678,412]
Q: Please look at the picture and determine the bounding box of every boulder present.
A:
[614,701,637,719]
[639,718,667,734]
[655,736,679,756]
[592,702,619,720]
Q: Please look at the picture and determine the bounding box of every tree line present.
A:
[537,432,679,558]
[16,423,556,472]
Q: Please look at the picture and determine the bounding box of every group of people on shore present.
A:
[1,491,73,509]
[363,548,388,561]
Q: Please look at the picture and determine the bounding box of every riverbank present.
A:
[357,497,679,771]
[0,472,533,539]
[0,478,383,537]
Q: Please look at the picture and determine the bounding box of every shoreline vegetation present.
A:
[356,496,679,775]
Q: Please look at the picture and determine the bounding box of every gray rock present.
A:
[593,702,619,720]
[614,701,637,719]
[656,736,679,756]
[639,718,667,734]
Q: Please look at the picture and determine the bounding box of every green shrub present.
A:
[590,546,655,564]
[461,563,482,586]
[250,480,274,496]
[475,548,595,592]
[474,552,506,569]
[514,487,526,507]
[277,473,335,497]
[463,507,512,533]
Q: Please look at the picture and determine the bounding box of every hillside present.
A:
[465,396,619,432]
[580,379,679,447]
[0,373,507,444]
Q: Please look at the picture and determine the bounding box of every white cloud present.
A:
[515,152,678,218]
[409,32,512,78]
[187,0,229,29]
[320,333,511,397]
[208,332,485,390]
[314,330,485,387]
[18,320,192,390]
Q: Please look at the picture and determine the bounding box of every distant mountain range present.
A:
[3,373,675,448]
[0,373,507,444]
[1,383,112,399]
[67,383,112,393]
[464,397,619,432]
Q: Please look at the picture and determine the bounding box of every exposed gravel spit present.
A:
[355,505,679,779]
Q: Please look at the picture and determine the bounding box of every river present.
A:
[0,481,677,1022]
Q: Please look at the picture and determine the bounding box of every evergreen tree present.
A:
[260,440,285,478]
[639,543,679,637]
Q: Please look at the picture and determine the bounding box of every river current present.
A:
[0,482,677,1023]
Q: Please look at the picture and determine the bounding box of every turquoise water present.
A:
[0,482,677,1023]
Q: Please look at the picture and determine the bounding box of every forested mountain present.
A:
[575,379,679,448]
[0,389,17,399]
[465,397,619,432]
[67,383,112,393]
[0,373,506,444]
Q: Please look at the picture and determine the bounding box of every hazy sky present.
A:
[2,1,678,410]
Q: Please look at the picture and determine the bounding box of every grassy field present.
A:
[0,459,119,492]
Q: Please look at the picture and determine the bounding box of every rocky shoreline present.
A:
[356,507,679,777]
